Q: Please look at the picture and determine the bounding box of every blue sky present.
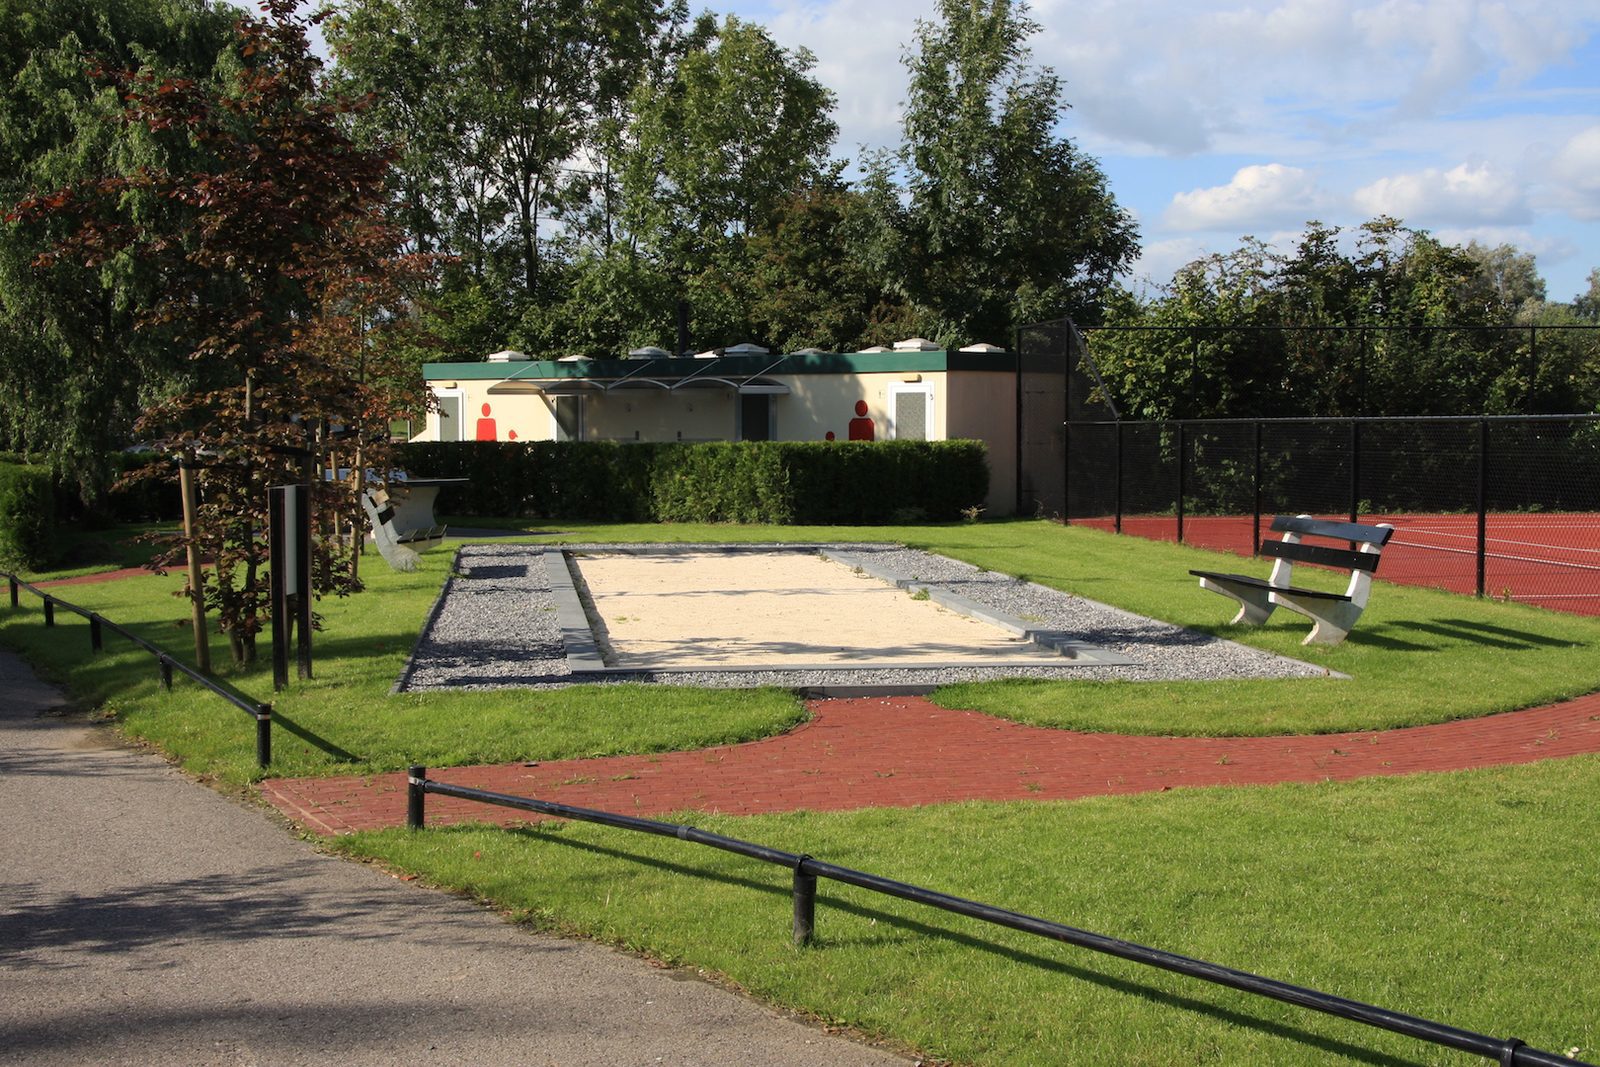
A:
[726,0,1600,302]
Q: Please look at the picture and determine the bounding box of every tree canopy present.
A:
[11,0,434,661]
[881,0,1138,345]
[1094,219,1600,420]
[324,0,1136,358]
[0,0,235,498]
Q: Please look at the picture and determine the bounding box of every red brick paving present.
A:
[260,692,1600,835]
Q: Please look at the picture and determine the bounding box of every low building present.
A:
[417,339,1024,512]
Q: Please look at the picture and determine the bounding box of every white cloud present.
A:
[1165,164,1331,230]
[1548,124,1600,221]
[763,0,929,159]
[1352,161,1530,224]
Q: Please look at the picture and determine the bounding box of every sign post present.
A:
[268,484,313,691]
[178,459,211,673]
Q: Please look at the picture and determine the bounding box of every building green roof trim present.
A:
[422,349,1015,381]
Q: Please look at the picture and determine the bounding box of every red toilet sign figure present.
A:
[847,400,875,441]
[475,402,497,441]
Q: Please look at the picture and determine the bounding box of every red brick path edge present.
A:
[260,693,1600,835]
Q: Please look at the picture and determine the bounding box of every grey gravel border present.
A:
[395,542,1333,694]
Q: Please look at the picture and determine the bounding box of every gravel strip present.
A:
[396,543,1332,692]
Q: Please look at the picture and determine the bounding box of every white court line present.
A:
[1389,537,1600,573]
[1393,528,1600,558]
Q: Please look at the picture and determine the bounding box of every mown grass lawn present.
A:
[4,518,1596,786]
[336,757,1600,1066]
[3,518,1597,1064]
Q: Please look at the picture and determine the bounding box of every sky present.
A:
[723,0,1600,302]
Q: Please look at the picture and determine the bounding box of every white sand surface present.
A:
[574,550,1065,669]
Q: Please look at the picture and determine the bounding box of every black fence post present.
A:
[1252,420,1263,555]
[1175,422,1186,544]
[792,860,817,946]
[408,765,427,829]
[89,614,103,653]
[8,576,16,608]
[256,703,272,768]
[159,655,173,692]
[1349,419,1361,524]
[43,597,54,627]
[1114,422,1124,534]
[1477,418,1489,598]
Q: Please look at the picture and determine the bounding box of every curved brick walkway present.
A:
[261,693,1600,835]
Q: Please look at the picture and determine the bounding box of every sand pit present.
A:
[571,548,1069,670]
[397,543,1329,693]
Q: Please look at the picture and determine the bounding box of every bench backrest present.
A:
[1262,515,1394,573]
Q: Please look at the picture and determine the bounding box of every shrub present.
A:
[394,439,989,524]
[0,462,58,570]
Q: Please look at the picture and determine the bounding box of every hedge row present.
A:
[0,462,57,570]
[394,440,990,524]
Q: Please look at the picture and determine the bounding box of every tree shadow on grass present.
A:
[499,824,1426,1067]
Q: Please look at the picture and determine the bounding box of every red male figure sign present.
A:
[847,400,875,441]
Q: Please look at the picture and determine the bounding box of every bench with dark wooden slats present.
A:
[1190,514,1395,645]
[361,486,448,573]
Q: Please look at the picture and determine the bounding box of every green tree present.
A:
[881,0,1137,346]
[0,0,235,500]
[326,0,666,320]
[1090,219,1585,420]
[1574,268,1600,321]
[14,0,433,663]
[1461,241,1546,316]
[743,175,912,352]
[603,13,838,349]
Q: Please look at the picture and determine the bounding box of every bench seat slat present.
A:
[1259,539,1381,572]
[1269,515,1394,546]
[1189,570,1354,602]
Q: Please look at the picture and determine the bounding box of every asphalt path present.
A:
[0,650,908,1066]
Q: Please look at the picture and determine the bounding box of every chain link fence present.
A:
[1065,416,1600,615]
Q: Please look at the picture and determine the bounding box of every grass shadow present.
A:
[1398,619,1580,649]
[270,710,362,764]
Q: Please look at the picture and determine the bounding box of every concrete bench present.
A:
[360,477,466,572]
[1190,514,1394,645]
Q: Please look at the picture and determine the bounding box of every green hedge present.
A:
[0,462,58,570]
[394,440,989,524]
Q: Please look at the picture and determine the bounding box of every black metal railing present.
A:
[2,571,271,767]
[405,766,1590,1067]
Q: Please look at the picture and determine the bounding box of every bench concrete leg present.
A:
[1198,577,1275,626]
[1271,594,1363,645]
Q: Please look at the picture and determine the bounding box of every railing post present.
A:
[7,576,16,608]
[43,597,54,627]
[792,859,817,946]
[159,655,173,692]
[89,614,103,652]
[256,703,272,768]
[408,765,427,829]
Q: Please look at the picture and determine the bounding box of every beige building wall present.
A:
[772,370,948,442]
[424,383,563,442]
[421,365,1015,513]
[587,387,736,442]
[946,370,1018,514]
